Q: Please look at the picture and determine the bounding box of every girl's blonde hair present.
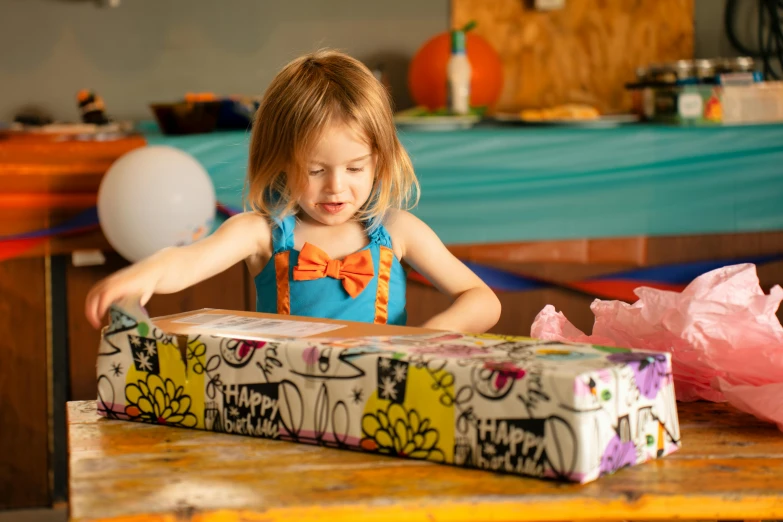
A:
[246,49,419,225]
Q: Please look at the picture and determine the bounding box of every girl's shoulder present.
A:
[217,211,276,274]
[383,208,423,234]
[219,211,274,255]
[381,209,426,260]
[224,210,273,233]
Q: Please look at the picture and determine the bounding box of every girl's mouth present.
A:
[320,203,345,214]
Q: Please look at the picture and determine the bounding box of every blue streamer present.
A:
[591,254,783,284]
[0,207,99,241]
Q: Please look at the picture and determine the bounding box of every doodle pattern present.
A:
[96,302,681,483]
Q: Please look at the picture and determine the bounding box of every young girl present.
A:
[85,50,501,333]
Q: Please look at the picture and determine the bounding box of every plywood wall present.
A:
[452,0,694,114]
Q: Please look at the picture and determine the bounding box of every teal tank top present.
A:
[255,215,408,325]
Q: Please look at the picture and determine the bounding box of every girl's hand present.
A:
[84,212,272,329]
[85,258,163,329]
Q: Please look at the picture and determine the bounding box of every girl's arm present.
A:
[85,212,270,328]
[388,211,501,333]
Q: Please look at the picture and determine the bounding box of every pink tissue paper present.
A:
[531,264,783,431]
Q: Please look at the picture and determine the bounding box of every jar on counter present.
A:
[635,66,649,84]
[694,59,717,83]
[720,56,755,73]
[648,60,696,84]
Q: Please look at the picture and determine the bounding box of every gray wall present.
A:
[0,0,448,122]
[695,0,750,58]
[0,0,773,123]
[695,0,781,76]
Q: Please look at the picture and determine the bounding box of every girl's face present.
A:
[297,121,375,227]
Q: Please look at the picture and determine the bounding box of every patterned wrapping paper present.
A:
[96,303,681,483]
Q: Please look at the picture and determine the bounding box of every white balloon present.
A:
[97,145,216,262]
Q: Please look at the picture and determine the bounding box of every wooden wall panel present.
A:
[406,282,596,335]
[452,0,695,113]
[408,231,783,336]
[0,258,49,509]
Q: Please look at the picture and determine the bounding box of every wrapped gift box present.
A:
[96,302,681,483]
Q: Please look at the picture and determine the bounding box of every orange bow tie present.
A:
[293,242,374,298]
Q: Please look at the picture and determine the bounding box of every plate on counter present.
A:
[394,114,480,131]
[394,106,482,131]
[493,113,639,128]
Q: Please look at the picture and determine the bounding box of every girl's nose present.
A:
[325,171,344,193]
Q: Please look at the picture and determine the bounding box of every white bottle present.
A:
[447,30,472,115]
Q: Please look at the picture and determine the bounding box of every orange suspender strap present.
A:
[274,251,291,315]
[374,246,393,324]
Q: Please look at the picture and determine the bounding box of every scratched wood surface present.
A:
[68,401,783,522]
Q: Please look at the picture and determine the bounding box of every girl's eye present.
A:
[347,167,364,173]
[309,169,324,175]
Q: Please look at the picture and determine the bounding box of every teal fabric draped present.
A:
[143,122,783,244]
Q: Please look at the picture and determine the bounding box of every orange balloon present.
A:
[408,32,503,111]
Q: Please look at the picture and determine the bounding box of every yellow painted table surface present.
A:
[67,400,783,522]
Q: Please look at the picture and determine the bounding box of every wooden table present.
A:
[67,400,783,522]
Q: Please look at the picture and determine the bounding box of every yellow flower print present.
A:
[360,402,445,462]
[125,373,197,427]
